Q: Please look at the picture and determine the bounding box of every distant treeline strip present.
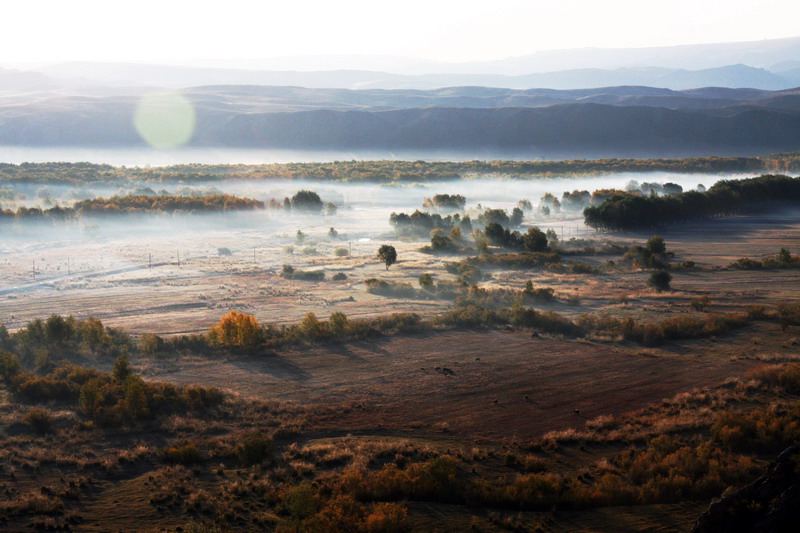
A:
[0,194,264,220]
[1,154,800,185]
[583,174,800,230]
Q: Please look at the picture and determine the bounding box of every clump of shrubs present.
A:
[236,431,275,465]
[281,264,325,281]
[365,279,417,298]
[162,442,203,465]
[649,270,672,292]
[24,407,55,434]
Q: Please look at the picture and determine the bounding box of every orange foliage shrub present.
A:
[208,311,262,349]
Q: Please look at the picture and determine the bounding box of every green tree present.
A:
[112,354,132,382]
[522,227,548,252]
[79,378,104,417]
[0,351,21,384]
[647,235,666,255]
[81,317,105,355]
[290,190,323,212]
[45,314,71,349]
[139,333,164,355]
[377,245,397,270]
[328,312,348,337]
[510,207,524,226]
[124,375,149,420]
[301,312,323,339]
[0,323,11,351]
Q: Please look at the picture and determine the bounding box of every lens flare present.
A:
[133,91,196,149]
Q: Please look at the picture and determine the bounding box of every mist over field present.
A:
[4,3,800,531]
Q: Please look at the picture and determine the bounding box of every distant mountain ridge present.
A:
[2,84,800,157]
[25,61,800,91]
[5,35,800,158]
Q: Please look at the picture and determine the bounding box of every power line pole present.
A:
[149,253,152,270]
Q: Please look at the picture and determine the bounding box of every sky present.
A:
[3,0,800,66]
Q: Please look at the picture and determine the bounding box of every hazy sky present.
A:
[5,0,800,65]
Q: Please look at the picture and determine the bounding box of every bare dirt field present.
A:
[151,322,796,441]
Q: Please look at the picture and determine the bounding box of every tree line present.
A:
[3,155,800,186]
[0,193,264,220]
[583,174,800,230]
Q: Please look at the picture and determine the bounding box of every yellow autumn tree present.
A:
[208,310,262,349]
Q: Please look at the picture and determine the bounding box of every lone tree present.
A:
[647,235,666,255]
[290,190,323,212]
[377,244,397,270]
[649,270,672,292]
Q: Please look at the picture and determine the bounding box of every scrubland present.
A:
[2,167,800,531]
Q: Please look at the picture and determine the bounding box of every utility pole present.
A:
[67,258,70,275]
[253,247,256,262]
[32,260,35,280]
[149,253,152,270]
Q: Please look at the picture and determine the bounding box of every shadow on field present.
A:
[232,355,311,382]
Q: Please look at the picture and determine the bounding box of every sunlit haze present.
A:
[4,0,800,67]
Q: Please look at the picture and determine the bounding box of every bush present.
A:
[334,247,349,257]
[690,296,711,311]
[15,376,79,404]
[24,408,54,434]
[332,272,348,281]
[365,279,417,298]
[364,502,408,533]
[162,442,203,465]
[649,270,672,292]
[236,431,275,465]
